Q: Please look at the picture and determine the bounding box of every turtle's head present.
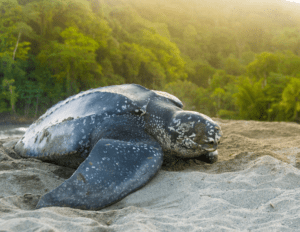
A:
[167,111,222,161]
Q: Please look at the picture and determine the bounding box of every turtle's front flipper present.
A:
[36,138,163,210]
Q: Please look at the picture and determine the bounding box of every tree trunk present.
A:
[13,32,21,60]
[264,72,267,87]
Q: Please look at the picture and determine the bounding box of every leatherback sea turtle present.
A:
[14,84,222,210]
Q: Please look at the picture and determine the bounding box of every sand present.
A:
[1,119,300,231]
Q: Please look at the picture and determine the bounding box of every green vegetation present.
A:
[1,0,300,121]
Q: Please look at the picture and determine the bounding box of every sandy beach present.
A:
[1,119,300,231]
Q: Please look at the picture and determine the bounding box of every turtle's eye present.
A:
[207,141,215,145]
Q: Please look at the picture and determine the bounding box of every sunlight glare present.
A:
[286,0,300,3]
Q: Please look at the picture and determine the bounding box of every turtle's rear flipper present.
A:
[35,138,163,210]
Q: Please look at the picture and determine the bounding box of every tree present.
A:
[280,78,300,121]
[224,54,245,76]
[139,29,187,82]
[247,52,279,86]
[120,42,165,88]
[2,78,18,114]
[206,27,236,69]
[23,0,58,37]
[234,77,268,120]
[17,79,43,117]
[182,24,198,59]
[38,27,100,96]
[278,51,300,76]
[0,0,31,60]
[209,70,238,118]
[211,87,225,116]
[0,54,27,114]
[264,73,290,121]
[272,28,300,56]
[163,80,200,111]
[209,70,235,91]
[187,62,215,88]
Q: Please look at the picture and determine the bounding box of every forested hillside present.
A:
[1,0,300,121]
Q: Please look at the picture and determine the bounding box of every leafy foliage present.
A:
[0,0,300,122]
[163,80,202,111]
[235,78,268,120]
[281,78,300,121]
[2,78,18,114]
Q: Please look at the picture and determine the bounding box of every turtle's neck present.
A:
[143,98,181,152]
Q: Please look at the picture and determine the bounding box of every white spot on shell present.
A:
[205,137,215,142]
[215,133,221,142]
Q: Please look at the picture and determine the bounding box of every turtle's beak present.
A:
[201,141,218,152]
[201,126,222,152]
[215,126,222,142]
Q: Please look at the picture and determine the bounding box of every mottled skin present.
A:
[14,84,222,210]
